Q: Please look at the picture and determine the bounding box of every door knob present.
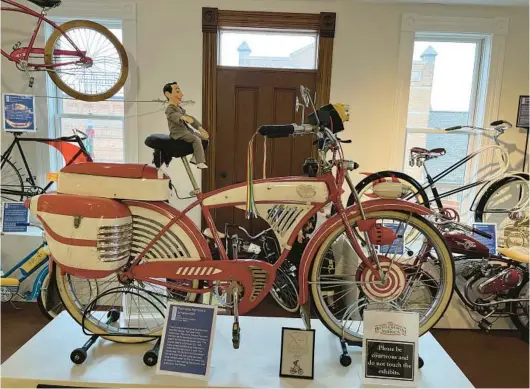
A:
[220,172,228,179]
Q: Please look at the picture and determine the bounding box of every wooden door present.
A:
[214,67,316,232]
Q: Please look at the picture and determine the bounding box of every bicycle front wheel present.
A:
[475,175,529,248]
[44,20,128,102]
[1,157,25,202]
[310,210,454,343]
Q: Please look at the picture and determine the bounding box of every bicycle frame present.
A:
[1,133,92,196]
[407,145,510,212]
[1,242,50,300]
[1,0,86,69]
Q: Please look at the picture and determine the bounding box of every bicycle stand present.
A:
[338,338,425,369]
[143,337,162,367]
[70,309,121,364]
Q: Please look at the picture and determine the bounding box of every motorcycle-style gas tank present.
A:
[444,233,490,256]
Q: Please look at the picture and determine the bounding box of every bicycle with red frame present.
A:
[1,0,128,101]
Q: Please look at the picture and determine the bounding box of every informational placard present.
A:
[156,302,217,379]
[473,223,497,255]
[517,95,529,129]
[2,202,28,233]
[362,310,419,386]
[376,222,405,255]
[3,94,35,132]
[279,327,315,379]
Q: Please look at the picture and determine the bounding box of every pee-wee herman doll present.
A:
[163,81,209,169]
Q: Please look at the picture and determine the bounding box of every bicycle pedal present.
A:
[28,77,35,88]
[13,41,21,50]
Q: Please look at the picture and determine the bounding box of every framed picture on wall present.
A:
[3,93,36,132]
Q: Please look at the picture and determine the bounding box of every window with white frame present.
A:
[402,34,488,218]
[47,20,125,166]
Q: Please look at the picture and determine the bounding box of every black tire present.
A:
[37,272,64,320]
[475,174,529,222]
[70,348,87,364]
[509,275,529,343]
[1,157,25,201]
[347,171,430,209]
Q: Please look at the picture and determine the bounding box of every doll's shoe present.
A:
[197,163,208,169]
[190,156,197,165]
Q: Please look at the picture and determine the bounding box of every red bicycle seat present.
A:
[410,147,446,157]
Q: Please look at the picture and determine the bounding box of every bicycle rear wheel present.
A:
[55,265,200,343]
[1,157,25,201]
[44,20,128,102]
[310,210,454,343]
[270,261,299,313]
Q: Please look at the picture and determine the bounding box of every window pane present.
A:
[407,41,477,129]
[219,29,317,69]
[61,99,124,116]
[60,118,124,163]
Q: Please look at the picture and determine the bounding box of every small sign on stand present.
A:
[2,202,29,233]
[362,310,419,386]
[279,327,315,379]
[473,222,497,255]
[3,93,36,132]
[156,302,217,379]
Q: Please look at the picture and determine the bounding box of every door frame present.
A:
[201,8,336,194]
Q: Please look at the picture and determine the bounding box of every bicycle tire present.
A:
[1,157,25,201]
[44,20,128,102]
[348,171,430,209]
[310,210,454,343]
[269,262,299,313]
[474,174,529,222]
[37,272,64,320]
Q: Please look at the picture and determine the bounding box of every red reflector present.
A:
[24,199,30,209]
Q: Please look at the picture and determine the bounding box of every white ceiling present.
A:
[354,0,528,6]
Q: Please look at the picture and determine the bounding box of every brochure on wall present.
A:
[2,202,29,233]
[279,327,315,379]
[362,310,419,387]
[3,93,36,132]
[156,302,217,379]
[473,223,497,255]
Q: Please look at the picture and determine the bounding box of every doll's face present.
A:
[166,84,184,104]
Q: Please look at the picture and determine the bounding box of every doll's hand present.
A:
[198,126,209,140]
[181,115,194,124]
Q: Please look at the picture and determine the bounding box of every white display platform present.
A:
[1,312,474,388]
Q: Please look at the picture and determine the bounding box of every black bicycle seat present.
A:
[28,0,61,8]
[145,134,208,158]
[410,147,446,157]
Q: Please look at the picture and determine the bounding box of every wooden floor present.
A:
[1,300,528,388]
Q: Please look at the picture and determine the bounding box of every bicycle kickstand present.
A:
[231,286,241,350]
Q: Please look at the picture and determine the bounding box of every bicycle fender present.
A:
[298,199,433,305]
[471,172,529,213]
[29,266,49,301]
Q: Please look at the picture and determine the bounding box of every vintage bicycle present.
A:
[1,129,92,201]
[350,121,529,248]
[27,86,455,351]
[1,0,128,101]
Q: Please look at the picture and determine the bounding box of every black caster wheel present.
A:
[232,323,240,349]
[419,357,424,369]
[143,350,158,367]
[107,309,120,322]
[70,348,87,364]
[339,354,352,367]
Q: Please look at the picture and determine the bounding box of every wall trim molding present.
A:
[388,14,510,170]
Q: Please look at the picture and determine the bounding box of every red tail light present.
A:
[24,199,30,209]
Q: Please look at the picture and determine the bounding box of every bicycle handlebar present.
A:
[445,120,512,134]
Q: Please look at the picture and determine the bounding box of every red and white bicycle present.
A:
[28,87,454,348]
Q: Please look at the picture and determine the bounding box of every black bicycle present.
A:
[1,129,92,201]
[349,120,529,247]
